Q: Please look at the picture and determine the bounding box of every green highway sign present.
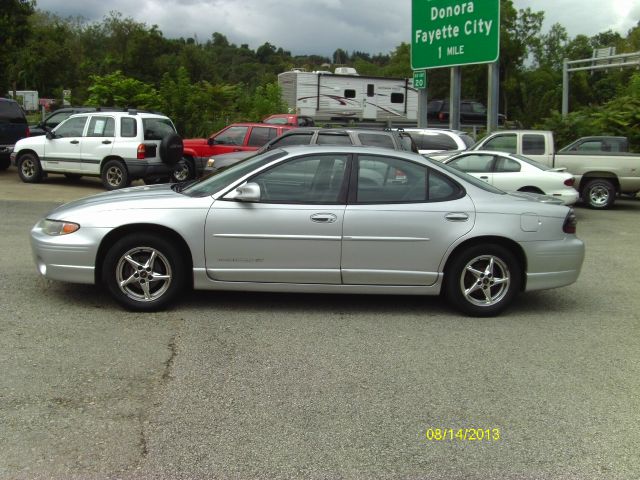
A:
[411,0,500,70]
[413,70,427,89]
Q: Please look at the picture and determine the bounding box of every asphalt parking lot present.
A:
[1,167,639,480]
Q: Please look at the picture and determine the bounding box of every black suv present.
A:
[28,107,100,136]
[0,98,29,170]
[205,127,419,174]
[427,99,506,126]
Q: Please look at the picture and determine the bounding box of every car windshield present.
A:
[182,150,287,197]
[435,160,506,194]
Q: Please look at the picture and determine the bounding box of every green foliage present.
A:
[0,0,35,92]
[537,73,640,150]
[86,70,161,110]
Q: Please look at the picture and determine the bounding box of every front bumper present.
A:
[30,222,106,285]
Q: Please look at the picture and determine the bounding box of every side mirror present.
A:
[207,137,215,146]
[234,182,261,202]
[45,130,56,140]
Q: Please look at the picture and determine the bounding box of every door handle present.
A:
[445,212,469,222]
[233,148,242,152]
[70,140,79,144]
[102,140,112,145]
[310,213,337,223]
[480,176,489,180]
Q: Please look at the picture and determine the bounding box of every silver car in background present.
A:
[30,145,585,317]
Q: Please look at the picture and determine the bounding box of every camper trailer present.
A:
[278,70,418,124]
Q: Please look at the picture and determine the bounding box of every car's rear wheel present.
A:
[170,158,194,182]
[583,179,615,209]
[102,234,186,311]
[445,244,521,317]
[17,153,44,183]
[101,159,130,190]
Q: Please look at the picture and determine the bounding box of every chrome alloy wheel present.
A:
[106,165,124,187]
[21,157,37,178]
[459,255,511,307]
[588,185,610,207]
[115,246,172,302]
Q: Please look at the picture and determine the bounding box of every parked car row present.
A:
[7,103,637,211]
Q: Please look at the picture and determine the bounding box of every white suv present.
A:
[11,110,183,190]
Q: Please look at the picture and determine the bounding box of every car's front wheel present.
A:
[17,153,44,183]
[445,244,521,317]
[102,234,186,311]
[101,159,130,190]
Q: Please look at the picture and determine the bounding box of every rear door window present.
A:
[357,133,395,149]
[316,133,352,145]
[247,127,277,147]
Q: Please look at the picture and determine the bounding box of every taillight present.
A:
[137,144,145,159]
[564,177,575,187]
[25,126,30,137]
[563,209,577,234]
[438,112,446,121]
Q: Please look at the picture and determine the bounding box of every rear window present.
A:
[412,132,457,151]
[0,100,27,124]
[142,118,176,140]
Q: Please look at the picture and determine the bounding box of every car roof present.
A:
[69,110,169,119]
[275,143,423,158]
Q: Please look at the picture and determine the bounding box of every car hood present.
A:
[183,138,208,147]
[46,184,204,219]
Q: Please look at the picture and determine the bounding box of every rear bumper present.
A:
[522,237,585,291]
[124,159,173,180]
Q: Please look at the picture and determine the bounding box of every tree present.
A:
[0,0,35,93]
[86,70,161,109]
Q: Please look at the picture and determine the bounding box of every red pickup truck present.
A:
[177,123,294,180]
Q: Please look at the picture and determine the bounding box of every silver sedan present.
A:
[30,145,585,316]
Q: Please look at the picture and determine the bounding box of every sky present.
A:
[35,0,640,57]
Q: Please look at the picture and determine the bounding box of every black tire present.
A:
[170,158,195,182]
[445,244,521,317]
[101,159,130,190]
[0,157,10,171]
[64,173,82,181]
[518,186,544,194]
[102,233,186,311]
[159,133,184,166]
[582,179,615,209]
[17,153,44,183]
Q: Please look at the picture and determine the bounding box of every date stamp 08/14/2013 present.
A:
[425,427,501,442]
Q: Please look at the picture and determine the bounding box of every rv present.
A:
[278,69,418,124]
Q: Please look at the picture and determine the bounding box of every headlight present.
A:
[207,157,215,168]
[40,219,80,236]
